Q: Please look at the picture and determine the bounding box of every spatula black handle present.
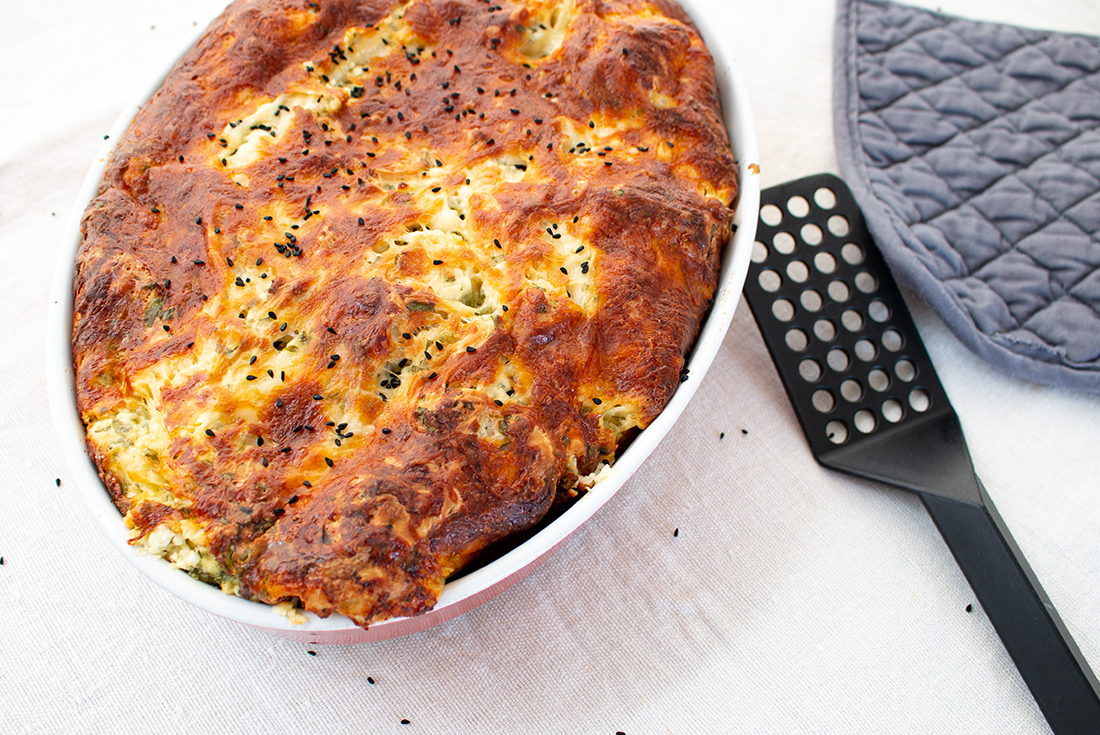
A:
[921,481,1100,734]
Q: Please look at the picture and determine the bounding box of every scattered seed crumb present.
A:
[965,604,973,613]
[1,557,4,565]
[719,432,725,440]
[367,676,375,684]
[673,528,679,537]
[307,650,317,656]
[55,478,61,487]
[741,428,749,435]
[400,719,411,725]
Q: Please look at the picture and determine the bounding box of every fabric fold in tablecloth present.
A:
[834,0,1100,392]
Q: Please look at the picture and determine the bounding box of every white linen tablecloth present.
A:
[2,1,1098,732]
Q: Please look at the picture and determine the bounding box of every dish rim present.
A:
[45,0,760,644]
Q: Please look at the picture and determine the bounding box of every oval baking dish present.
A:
[47,0,759,644]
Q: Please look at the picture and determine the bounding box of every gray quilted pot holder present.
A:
[834,0,1100,392]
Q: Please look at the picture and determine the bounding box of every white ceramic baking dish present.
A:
[46,0,759,645]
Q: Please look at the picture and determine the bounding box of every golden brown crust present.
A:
[73,0,736,627]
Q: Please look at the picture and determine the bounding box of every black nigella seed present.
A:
[327,326,337,334]
[402,332,412,339]
[494,399,503,407]
[288,495,299,504]
[358,217,365,226]
[382,428,392,434]
[325,457,334,468]
[246,375,257,381]
[205,429,215,437]
[303,480,312,488]
[273,508,285,516]
[433,259,443,265]
[431,187,441,193]
[235,203,244,210]
[327,361,336,369]
[276,398,283,407]
[267,369,274,378]
[466,346,476,353]
[593,397,602,405]
[428,372,438,380]
[269,311,277,319]
[257,436,264,446]
[560,267,568,275]
[262,457,269,467]
[313,394,323,400]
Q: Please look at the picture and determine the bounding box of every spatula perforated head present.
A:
[744,174,978,504]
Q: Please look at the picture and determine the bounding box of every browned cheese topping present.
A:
[72,0,737,628]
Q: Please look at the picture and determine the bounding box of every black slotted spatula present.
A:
[743,173,1100,734]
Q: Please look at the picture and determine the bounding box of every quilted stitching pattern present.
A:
[841,0,1100,384]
